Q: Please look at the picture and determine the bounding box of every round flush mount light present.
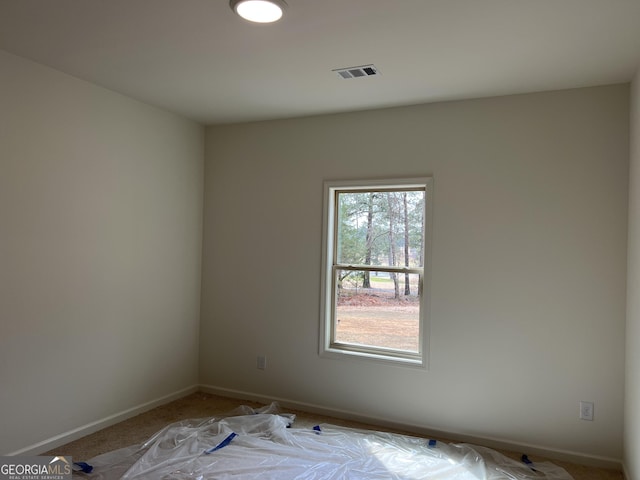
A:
[230,0,287,23]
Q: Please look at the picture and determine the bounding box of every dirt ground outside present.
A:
[335,292,420,352]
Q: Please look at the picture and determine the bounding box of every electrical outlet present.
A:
[579,401,594,421]
[257,355,266,370]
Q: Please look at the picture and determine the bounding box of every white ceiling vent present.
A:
[333,64,379,79]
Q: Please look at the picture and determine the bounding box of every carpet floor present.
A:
[44,392,623,480]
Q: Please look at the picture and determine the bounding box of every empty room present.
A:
[1,1,640,479]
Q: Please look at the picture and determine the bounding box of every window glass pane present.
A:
[336,190,425,268]
[334,269,421,353]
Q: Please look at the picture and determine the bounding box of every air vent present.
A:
[333,64,380,79]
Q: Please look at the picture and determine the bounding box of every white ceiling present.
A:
[1,0,640,125]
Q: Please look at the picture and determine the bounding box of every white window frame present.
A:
[319,177,433,367]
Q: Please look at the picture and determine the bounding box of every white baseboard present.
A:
[199,384,623,471]
[7,382,625,473]
[7,385,199,456]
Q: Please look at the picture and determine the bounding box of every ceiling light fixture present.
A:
[230,0,287,23]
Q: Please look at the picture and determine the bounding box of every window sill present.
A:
[320,345,427,369]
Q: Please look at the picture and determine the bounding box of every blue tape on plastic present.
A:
[204,432,237,454]
[428,439,437,448]
[73,462,93,473]
[313,425,322,434]
[521,454,538,472]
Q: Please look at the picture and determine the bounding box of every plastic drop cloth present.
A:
[77,403,574,480]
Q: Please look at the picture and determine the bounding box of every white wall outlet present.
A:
[257,355,266,370]
[579,401,594,421]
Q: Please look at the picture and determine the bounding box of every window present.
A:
[320,178,432,366]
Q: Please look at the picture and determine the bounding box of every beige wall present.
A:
[625,70,640,480]
[201,85,629,461]
[0,51,204,455]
